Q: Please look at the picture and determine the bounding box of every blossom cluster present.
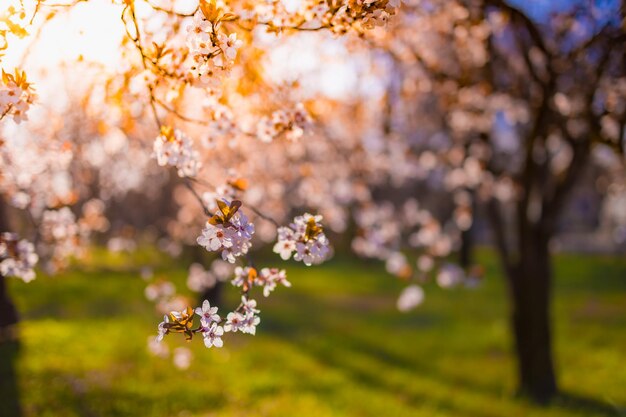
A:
[196,199,255,263]
[186,260,232,293]
[156,264,290,348]
[351,200,482,312]
[39,207,82,271]
[156,297,258,349]
[341,0,404,31]
[256,103,311,143]
[0,134,74,214]
[0,69,35,124]
[253,0,403,34]
[153,126,201,178]
[232,266,291,297]
[273,213,331,266]
[0,233,38,283]
[223,296,260,335]
[186,8,242,87]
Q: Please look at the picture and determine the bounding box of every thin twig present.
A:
[183,180,213,217]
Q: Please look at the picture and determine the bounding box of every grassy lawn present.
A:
[2,249,626,417]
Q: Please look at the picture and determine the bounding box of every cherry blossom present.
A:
[273,214,331,266]
[173,347,193,369]
[240,296,260,315]
[197,223,233,252]
[156,315,170,342]
[397,285,425,312]
[152,127,201,178]
[241,311,261,335]
[0,69,35,124]
[257,268,291,297]
[196,201,255,263]
[195,299,221,325]
[201,322,224,348]
[0,233,38,283]
[187,263,218,292]
[224,311,245,333]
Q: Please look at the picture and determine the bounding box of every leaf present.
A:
[199,0,219,22]
[160,125,175,141]
[220,13,238,22]
[216,198,230,215]
[210,199,242,226]
[227,177,248,191]
[304,218,323,242]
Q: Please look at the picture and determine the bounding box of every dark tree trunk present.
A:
[459,227,473,269]
[0,274,19,331]
[0,340,23,417]
[459,190,476,269]
[509,230,557,403]
[199,281,224,308]
[0,196,22,417]
[0,196,19,333]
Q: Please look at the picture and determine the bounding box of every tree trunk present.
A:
[459,189,476,269]
[0,274,19,331]
[0,339,23,417]
[0,196,19,333]
[459,227,473,269]
[199,282,224,308]
[509,231,557,403]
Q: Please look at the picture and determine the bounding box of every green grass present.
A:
[3,249,626,417]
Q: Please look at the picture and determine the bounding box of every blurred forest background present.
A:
[0,0,625,416]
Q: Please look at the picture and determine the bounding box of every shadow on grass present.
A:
[0,339,23,417]
[261,289,623,417]
[553,392,625,417]
[260,304,504,416]
[12,368,228,417]
[285,334,504,417]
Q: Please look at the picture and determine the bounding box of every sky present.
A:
[507,0,619,24]
[2,0,124,70]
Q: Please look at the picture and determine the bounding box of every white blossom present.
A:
[201,322,224,348]
[241,311,260,335]
[240,296,260,315]
[173,347,193,369]
[195,299,221,326]
[397,285,424,312]
[156,315,169,342]
[224,311,245,333]
[152,127,201,178]
[257,268,291,297]
[197,209,254,263]
[0,234,38,283]
[273,213,331,265]
[437,263,465,289]
[187,263,217,292]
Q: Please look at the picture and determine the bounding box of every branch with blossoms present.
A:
[157,264,292,349]
[154,192,331,349]
[0,69,36,123]
[0,233,38,283]
[120,0,402,139]
[3,0,400,353]
[142,5,333,346]
[140,0,403,35]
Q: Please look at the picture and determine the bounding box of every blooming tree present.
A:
[300,0,625,403]
[0,0,402,346]
[1,0,623,405]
